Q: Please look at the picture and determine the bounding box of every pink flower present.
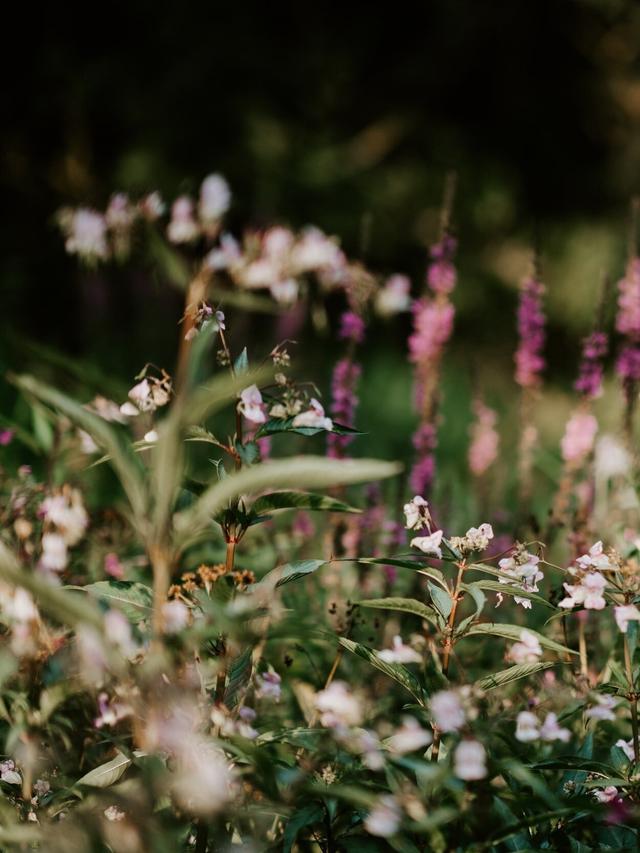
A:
[614,604,640,633]
[560,412,598,463]
[377,636,422,664]
[559,571,607,610]
[410,529,443,559]
[468,400,499,476]
[64,209,109,262]
[199,174,231,224]
[454,739,487,780]
[292,399,333,430]
[515,275,545,388]
[167,196,199,244]
[408,299,455,365]
[0,429,14,446]
[238,385,267,424]
[338,311,365,344]
[327,358,361,458]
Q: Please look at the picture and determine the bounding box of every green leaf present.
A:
[256,416,364,438]
[233,347,249,375]
[462,582,486,617]
[532,756,615,775]
[82,581,153,622]
[175,456,401,545]
[348,557,449,591]
[358,597,441,629]
[465,578,556,609]
[272,560,327,588]
[476,661,556,690]
[462,622,577,655]
[75,751,138,788]
[428,582,452,619]
[338,637,426,704]
[223,647,254,709]
[251,490,360,516]
[283,803,325,853]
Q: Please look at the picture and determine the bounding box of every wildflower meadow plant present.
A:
[0,174,640,851]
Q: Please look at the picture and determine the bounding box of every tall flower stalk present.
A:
[408,175,457,497]
[616,202,640,441]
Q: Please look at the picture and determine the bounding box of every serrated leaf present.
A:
[223,647,253,709]
[476,661,556,690]
[358,597,441,629]
[252,490,360,515]
[428,582,452,619]
[256,416,364,438]
[83,581,153,622]
[338,637,426,704]
[462,622,577,655]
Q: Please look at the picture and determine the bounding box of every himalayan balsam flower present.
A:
[468,400,499,476]
[315,681,362,729]
[387,717,432,753]
[559,571,607,610]
[497,552,544,609]
[515,275,545,388]
[594,786,620,804]
[378,636,422,664]
[167,196,199,244]
[585,694,618,722]
[255,670,282,702]
[615,738,636,762]
[575,331,607,398]
[292,398,333,430]
[376,274,411,316]
[614,604,640,633]
[199,174,231,224]
[560,411,598,464]
[454,740,487,781]
[64,209,109,262]
[430,690,466,732]
[403,495,431,530]
[410,529,443,559]
[238,385,267,424]
[576,540,612,571]
[364,795,401,838]
[327,358,361,458]
[508,629,543,665]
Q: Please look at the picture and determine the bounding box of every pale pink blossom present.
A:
[198,174,231,224]
[410,529,443,559]
[560,412,598,464]
[292,398,333,430]
[539,712,571,742]
[615,604,640,633]
[576,541,612,571]
[594,786,620,803]
[376,275,411,316]
[585,694,618,722]
[377,636,422,665]
[615,738,636,762]
[515,711,540,742]
[454,740,487,780]
[315,681,362,728]
[498,552,544,609]
[386,717,432,753]
[238,384,267,424]
[167,196,199,243]
[364,795,401,837]
[559,572,607,610]
[468,400,499,476]
[508,629,543,665]
[430,690,465,732]
[403,495,431,531]
[64,209,109,261]
[161,600,190,634]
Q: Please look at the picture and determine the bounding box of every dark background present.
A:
[2,0,640,484]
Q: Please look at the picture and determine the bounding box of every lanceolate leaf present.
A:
[475,661,556,690]
[223,647,254,709]
[462,622,577,655]
[273,560,327,588]
[251,490,361,515]
[466,578,555,609]
[282,803,325,853]
[338,637,426,705]
[358,597,441,629]
[256,416,364,438]
[82,581,153,622]
[75,751,142,788]
[428,582,453,620]
[348,557,449,591]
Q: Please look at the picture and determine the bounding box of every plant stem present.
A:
[215,540,237,703]
[432,561,466,762]
[150,541,172,637]
[578,616,588,679]
[624,631,639,761]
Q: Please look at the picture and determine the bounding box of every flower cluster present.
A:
[515,274,546,388]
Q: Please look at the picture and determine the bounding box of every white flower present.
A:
[364,795,401,838]
[238,385,267,424]
[615,738,636,762]
[64,209,109,261]
[430,690,465,732]
[508,629,543,664]
[143,429,159,443]
[78,429,99,454]
[105,193,135,230]
[161,600,190,635]
[576,541,612,571]
[292,399,333,430]
[498,553,544,609]
[454,740,487,781]
[290,228,344,274]
[593,786,619,803]
[126,379,154,412]
[377,635,422,665]
[410,529,443,559]
[559,571,607,610]
[255,670,282,702]
[615,604,640,633]
[139,191,165,221]
[585,693,618,722]
[205,233,242,270]
[199,174,231,223]
[40,533,68,572]
[40,489,88,546]
[464,524,494,552]
[539,712,571,743]
[403,495,430,530]
[167,196,200,243]
[0,760,21,786]
[6,589,38,623]
[270,278,299,304]
[387,717,432,754]
[104,610,137,656]
[171,739,235,816]
[515,711,540,742]
[376,275,411,316]
[315,681,362,728]
[595,435,630,480]
[104,805,126,822]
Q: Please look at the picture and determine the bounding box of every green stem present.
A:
[623,631,639,761]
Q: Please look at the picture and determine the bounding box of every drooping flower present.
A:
[315,681,362,729]
[497,551,544,609]
[559,571,607,611]
[410,529,443,559]
[255,670,282,702]
[508,629,543,665]
[539,712,571,743]
[403,495,431,531]
[238,385,267,424]
[364,795,401,838]
[450,524,494,554]
[576,541,612,571]
[387,716,432,754]
[615,604,640,633]
[377,635,422,665]
[167,196,200,244]
[515,275,545,388]
[199,174,231,225]
[615,738,636,762]
[454,739,487,781]
[292,398,333,430]
[63,208,109,262]
[430,689,466,732]
[515,711,540,742]
[594,786,620,804]
[376,274,411,316]
[585,694,618,722]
